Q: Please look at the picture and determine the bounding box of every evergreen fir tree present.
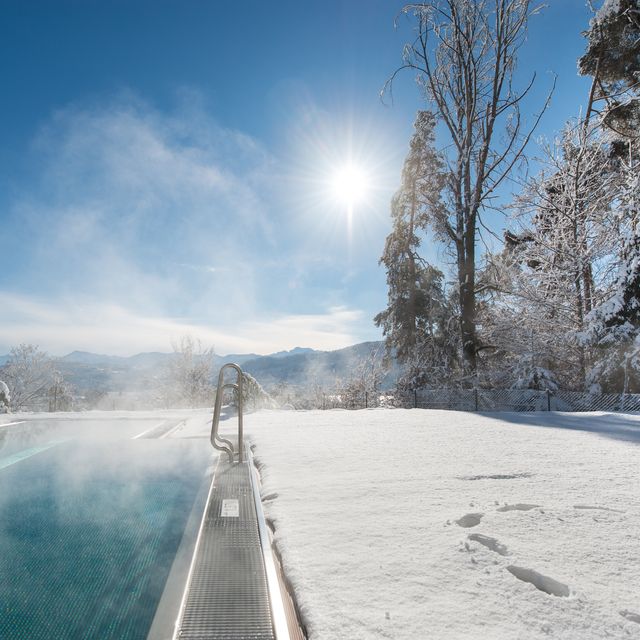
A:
[579,0,640,140]
[375,111,448,365]
[578,1,640,390]
[585,158,640,392]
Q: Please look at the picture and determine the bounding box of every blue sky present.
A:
[0,0,594,356]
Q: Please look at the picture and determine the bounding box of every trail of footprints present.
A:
[451,502,640,625]
[454,502,570,597]
[455,505,569,598]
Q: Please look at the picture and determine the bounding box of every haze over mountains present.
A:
[0,342,391,393]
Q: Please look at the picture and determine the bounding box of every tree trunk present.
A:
[459,282,477,382]
[458,224,477,384]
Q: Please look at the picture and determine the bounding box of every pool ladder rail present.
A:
[211,362,244,463]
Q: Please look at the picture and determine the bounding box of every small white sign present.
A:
[221,499,240,517]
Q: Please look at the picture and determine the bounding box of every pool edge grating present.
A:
[173,457,276,640]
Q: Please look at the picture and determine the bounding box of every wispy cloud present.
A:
[8,95,277,309]
[0,293,363,356]
[175,263,230,274]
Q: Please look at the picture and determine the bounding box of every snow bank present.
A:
[244,409,640,639]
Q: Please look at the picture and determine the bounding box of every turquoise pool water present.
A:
[0,423,212,639]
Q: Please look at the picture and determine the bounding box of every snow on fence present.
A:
[319,389,640,412]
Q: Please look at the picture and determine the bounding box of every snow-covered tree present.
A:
[579,0,640,140]
[571,1,640,391]
[389,281,461,391]
[166,336,215,407]
[1,344,55,411]
[450,1,640,391]
[499,121,618,388]
[240,372,277,411]
[48,370,74,412]
[337,345,386,407]
[0,380,10,413]
[375,110,447,363]
[388,0,551,382]
[510,361,559,392]
[583,156,640,391]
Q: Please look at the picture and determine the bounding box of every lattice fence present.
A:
[553,392,640,412]
[319,389,640,412]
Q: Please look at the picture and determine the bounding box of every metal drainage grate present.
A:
[175,460,275,640]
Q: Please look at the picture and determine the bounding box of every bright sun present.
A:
[330,164,369,208]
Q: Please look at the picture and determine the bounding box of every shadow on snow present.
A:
[483,411,640,445]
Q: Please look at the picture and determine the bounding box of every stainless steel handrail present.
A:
[210,363,244,463]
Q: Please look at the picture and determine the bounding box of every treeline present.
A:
[0,337,274,412]
[377,0,640,393]
[0,344,73,413]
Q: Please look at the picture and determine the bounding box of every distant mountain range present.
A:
[0,342,395,392]
[240,342,395,388]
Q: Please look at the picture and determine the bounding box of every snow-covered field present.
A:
[237,409,640,640]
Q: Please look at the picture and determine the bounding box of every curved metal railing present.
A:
[210,363,244,463]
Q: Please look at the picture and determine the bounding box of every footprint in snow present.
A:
[468,533,509,556]
[459,472,534,481]
[497,503,540,512]
[620,610,640,624]
[507,565,570,598]
[456,513,483,528]
[574,504,625,513]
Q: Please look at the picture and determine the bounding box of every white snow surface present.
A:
[237,409,640,640]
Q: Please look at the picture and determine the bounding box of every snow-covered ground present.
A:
[234,409,640,640]
[4,407,638,637]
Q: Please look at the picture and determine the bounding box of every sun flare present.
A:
[330,164,369,208]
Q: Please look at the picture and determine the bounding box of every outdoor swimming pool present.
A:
[0,416,214,639]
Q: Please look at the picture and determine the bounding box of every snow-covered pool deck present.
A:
[180,409,640,640]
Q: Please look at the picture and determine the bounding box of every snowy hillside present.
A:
[226,410,640,640]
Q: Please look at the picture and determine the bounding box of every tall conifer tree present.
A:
[579,0,640,138]
[375,111,448,364]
